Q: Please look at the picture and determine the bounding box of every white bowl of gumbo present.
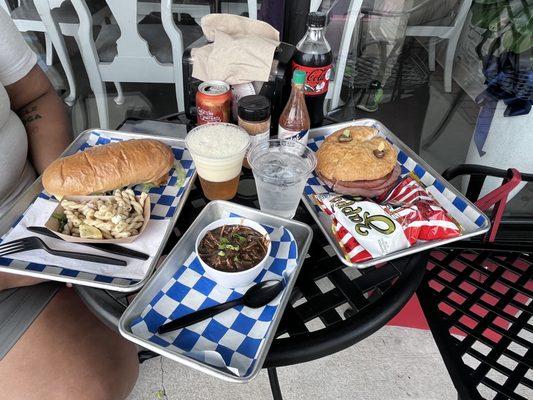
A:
[196,217,271,288]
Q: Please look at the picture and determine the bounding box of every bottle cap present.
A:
[293,70,306,85]
[238,95,271,121]
[307,12,326,28]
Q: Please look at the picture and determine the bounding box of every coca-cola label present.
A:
[291,62,332,96]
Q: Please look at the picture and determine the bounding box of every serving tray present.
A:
[0,129,196,292]
[119,201,313,382]
[302,119,490,269]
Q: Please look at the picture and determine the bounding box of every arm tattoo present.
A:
[20,105,43,126]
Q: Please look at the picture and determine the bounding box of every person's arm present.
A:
[5,65,71,174]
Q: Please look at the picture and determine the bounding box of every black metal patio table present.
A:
[76,172,427,399]
[75,119,428,399]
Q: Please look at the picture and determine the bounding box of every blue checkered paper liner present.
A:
[0,131,196,287]
[305,129,486,229]
[129,218,298,378]
[38,130,196,220]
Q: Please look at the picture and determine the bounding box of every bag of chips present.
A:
[314,177,461,264]
[381,177,462,240]
[315,194,419,263]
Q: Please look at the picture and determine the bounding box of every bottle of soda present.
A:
[278,70,311,145]
[292,11,332,127]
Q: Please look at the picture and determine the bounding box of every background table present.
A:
[76,118,428,399]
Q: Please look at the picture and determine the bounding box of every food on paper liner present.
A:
[315,126,399,197]
[314,177,461,263]
[46,190,151,244]
[42,139,174,198]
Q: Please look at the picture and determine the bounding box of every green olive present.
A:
[373,149,385,158]
[338,135,353,143]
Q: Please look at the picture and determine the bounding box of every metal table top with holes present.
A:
[417,242,532,400]
[75,168,427,384]
[74,118,428,398]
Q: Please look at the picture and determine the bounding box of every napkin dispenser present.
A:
[182,37,295,134]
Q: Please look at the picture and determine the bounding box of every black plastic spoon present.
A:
[157,280,284,334]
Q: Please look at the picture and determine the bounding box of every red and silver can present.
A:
[196,81,231,125]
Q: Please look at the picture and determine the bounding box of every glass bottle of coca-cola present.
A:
[292,12,332,127]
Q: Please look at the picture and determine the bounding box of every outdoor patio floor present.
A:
[127,326,456,400]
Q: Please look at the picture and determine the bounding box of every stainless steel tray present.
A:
[119,200,313,382]
[0,128,196,292]
[303,119,490,269]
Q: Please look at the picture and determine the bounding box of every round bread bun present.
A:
[316,126,397,182]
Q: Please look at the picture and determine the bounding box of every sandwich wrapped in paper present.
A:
[314,177,461,263]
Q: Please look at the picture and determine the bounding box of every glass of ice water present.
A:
[248,139,317,219]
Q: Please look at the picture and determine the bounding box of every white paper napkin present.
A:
[192,14,280,84]
[1,198,170,280]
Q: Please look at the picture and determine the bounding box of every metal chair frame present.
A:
[417,164,533,400]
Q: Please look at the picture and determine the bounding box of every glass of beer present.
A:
[186,123,250,200]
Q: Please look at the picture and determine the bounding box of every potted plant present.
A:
[464,0,532,199]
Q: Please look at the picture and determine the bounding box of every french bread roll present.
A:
[42,139,174,197]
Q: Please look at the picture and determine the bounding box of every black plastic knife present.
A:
[27,226,149,260]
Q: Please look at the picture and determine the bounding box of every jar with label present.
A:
[238,95,271,168]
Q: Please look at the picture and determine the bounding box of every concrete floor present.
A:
[126,326,456,400]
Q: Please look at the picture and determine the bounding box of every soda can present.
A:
[196,81,232,125]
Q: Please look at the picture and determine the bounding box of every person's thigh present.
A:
[0,287,139,400]
[0,282,60,360]
[0,272,45,291]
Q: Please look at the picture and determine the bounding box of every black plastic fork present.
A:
[0,236,127,266]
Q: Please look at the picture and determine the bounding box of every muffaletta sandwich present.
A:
[315,126,400,197]
[42,139,174,198]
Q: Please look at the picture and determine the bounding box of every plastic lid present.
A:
[307,12,326,28]
[238,95,271,121]
[293,70,306,85]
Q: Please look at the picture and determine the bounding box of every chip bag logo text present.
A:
[328,196,396,236]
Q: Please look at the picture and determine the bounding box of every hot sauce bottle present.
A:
[277,70,311,145]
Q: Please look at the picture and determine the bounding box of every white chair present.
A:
[1,0,81,104]
[220,1,258,19]
[70,0,202,129]
[247,0,258,20]
[325,0,364,111]
[325,0,472,113]
[310,0,322,12]
[136,0,210,25]
[111,1,210,106]
[1,0,53,66]
[406,0,473,92]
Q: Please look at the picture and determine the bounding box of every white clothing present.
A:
[0,8,37,217]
